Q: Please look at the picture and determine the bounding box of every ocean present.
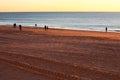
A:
[0,12,120,32]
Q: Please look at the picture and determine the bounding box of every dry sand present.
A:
[0,25,120,80]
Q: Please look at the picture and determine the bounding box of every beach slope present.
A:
[0,26,120,80]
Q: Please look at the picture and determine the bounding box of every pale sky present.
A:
[0,0,120,12]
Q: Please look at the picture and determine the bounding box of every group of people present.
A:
[34,24,48,31]
[13,23,108,32]
[44,25,48,31]
[13,23,49,31]
[13,23,22,31]
[35,24,48,31]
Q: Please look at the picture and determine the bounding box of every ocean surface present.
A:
[0,12,120,32]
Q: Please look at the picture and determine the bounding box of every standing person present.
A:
[13,23,16,28]
[105,27,108,32]
[35,24,37,27]
[44,25,47,31]
[19,25,22,31]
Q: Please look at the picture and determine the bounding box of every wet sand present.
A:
[0,25,120,80]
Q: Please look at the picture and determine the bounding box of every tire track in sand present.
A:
[0,52,120,80]
[0,56,87,80]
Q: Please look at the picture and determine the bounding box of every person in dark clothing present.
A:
[105,27,108,32]
[35,24,37,27]
[13,23,16,28]
[19,25,22,31]
[44,25,47,31]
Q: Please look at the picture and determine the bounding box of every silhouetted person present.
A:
[35,24,37,27]
[44,25,47,31]
[19,25,22,31]
[13,23,16,28]
[105,27,108,32]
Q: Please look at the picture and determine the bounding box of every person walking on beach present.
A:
[44,25,47,31]
[13,23,16,28]
[19,25,22,31]
[105,27,108,32]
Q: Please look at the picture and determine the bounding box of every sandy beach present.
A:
[0,25,120,80]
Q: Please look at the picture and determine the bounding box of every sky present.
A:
[0,0,120,12]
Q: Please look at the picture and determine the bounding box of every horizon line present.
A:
[0,11,120,13]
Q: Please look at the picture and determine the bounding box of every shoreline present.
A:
[1,24,120,33]
[0,25,120,40]
[1,24,120,32]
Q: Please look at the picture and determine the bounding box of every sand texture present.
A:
[0,26,120,80]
